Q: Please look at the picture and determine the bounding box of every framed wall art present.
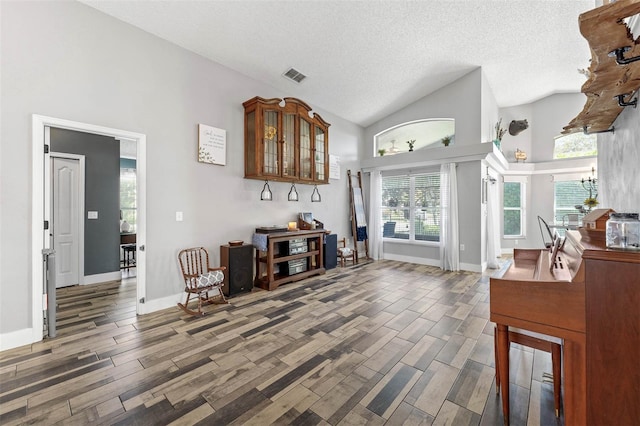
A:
[198,124,226,166]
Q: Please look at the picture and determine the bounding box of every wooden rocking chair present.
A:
[178,247,228,316]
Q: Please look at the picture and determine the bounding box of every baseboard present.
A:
[383,253,441,267]
[137,292,183,315]
[83,271,121,285]
[0,328,38,352]
[382,253,483,273]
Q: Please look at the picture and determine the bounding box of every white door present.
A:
[52,157,80,288]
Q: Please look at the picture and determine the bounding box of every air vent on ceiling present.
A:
[283,68,307,83]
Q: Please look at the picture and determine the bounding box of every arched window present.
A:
[374,119,455,156]
[553,132,597,159]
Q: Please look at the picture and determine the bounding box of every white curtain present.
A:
[486,178,502,268]
[440,163,459,271]
[369,170,383,260]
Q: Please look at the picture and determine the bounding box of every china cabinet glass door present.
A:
[314,126,326,181]
[300,119,312,180]
[283,113,296,177]
[263,110,279,176]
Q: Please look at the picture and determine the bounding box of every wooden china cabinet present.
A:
[243,96,330,184]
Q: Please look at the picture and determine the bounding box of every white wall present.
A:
[499,93,588,250]
[0,1,362,338]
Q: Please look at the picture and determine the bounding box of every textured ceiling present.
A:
[81,0,596,127]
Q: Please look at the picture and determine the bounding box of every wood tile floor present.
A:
[0,260,563,425]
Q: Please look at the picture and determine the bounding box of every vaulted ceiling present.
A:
[81,0,596,127]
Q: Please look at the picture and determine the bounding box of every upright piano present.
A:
[490,229,640,425]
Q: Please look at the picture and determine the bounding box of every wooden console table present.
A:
[254,229,325,291]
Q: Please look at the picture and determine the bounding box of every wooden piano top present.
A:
[490,234,586,338]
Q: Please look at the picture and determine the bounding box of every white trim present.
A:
[50,152,86,286]
[0,328,35,352]
[83,271,122,285]
[137,292,183,315]
[382,253,483,273]
[383,253,441,267]
[31,114,147,350]
[501,248,515,255]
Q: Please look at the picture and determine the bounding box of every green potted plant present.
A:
[441,136,452,147]
[378,148,386,156]
[406,139,415,152]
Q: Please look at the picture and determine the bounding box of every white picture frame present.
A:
[198,124,226,166]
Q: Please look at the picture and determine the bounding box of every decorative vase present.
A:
[493,139,501,150]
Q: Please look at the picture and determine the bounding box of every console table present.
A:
[254,229,325,291]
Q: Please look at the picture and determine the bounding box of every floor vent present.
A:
[283,68,307,83]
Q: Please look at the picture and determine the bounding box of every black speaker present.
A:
[323,234,337,270]
[220,244,254,297]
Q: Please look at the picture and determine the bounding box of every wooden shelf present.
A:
[254,229,326,291]
[563,0,640,134]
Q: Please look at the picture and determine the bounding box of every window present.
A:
[554,180,593,221]
[381,173,440,242]
[120,167,137,231]
[553,133,597,159]
[503,179,526,237]
[374,119,455,156]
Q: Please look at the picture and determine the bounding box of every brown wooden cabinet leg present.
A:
[552,343,562,417]
[496,324,510,425]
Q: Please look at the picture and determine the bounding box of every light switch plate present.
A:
[88,211,98,219]
[176,211,183,222]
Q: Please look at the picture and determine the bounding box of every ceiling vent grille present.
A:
[283,68,307,83]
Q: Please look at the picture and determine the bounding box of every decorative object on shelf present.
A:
[228,240,244,246]
[441,136,452,147]
[508,119,529,136]
[198,124,226,166]
[606,213,640,249]
[514,148,527,163]
[563,0,640,134]
[287,222,298,231]
[406,139,416,152]
[120,220,131,233]
[311,185,322,202]
[377,148,386,156]
[260,180,273,201]
[288,183,299,201]
[494,119,506,150]
[387,140,400,154]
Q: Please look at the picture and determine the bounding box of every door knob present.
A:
[139,245,145,251]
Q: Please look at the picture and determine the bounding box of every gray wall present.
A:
[598,101,640,214]
[51,128,120,275]
[362,69,489,269]
[0,1,361,336]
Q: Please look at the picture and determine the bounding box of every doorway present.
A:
[32,115,147,343]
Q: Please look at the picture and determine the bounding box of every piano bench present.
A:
[494,326,562,421]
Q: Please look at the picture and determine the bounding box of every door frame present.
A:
[50,152,86,286]
[32,114,147,343]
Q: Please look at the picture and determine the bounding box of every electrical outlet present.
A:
[176,211,183,222]
[460,244,465,251]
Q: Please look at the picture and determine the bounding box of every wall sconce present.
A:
[260,180,273,201]
[311,185,321,202]
[288,183,299,201]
